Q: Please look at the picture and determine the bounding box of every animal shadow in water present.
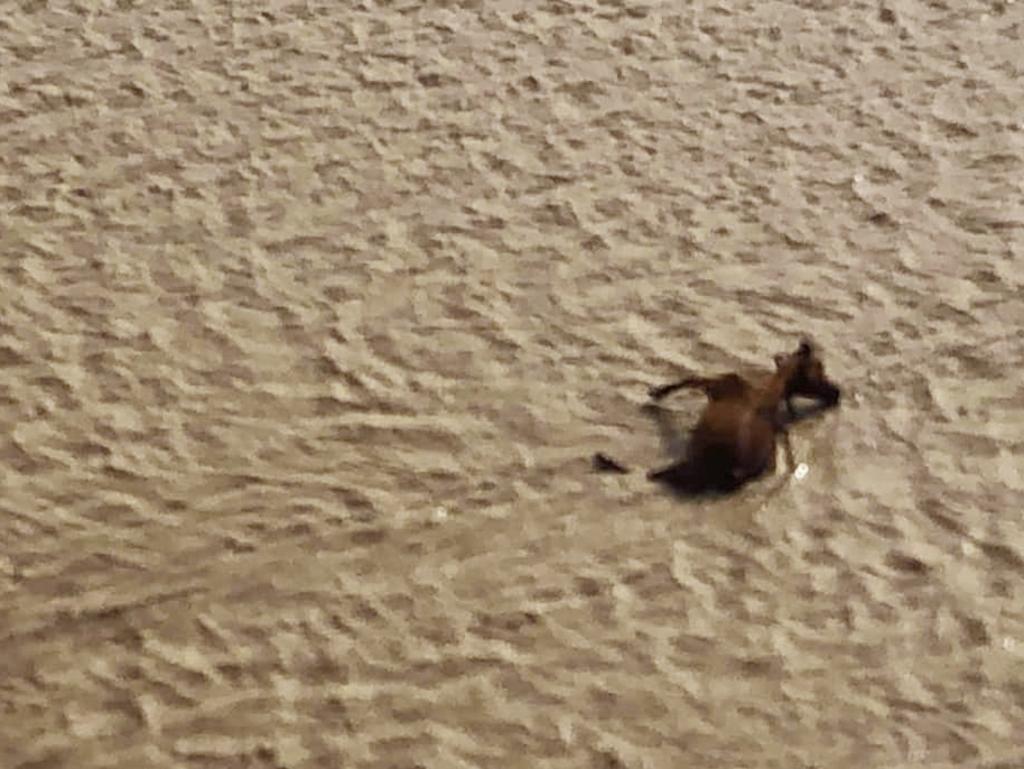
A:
[783,392,842,426]
[590,405,690,474]
[639,402,733,500]
[589,404,722,499]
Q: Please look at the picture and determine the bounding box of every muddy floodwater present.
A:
[2,1,1023,767]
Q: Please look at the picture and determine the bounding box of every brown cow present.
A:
[594,339,841,493]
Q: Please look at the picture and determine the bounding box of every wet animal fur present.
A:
[594,339,841,494]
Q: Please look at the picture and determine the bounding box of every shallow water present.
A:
[2,1,1023,767]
